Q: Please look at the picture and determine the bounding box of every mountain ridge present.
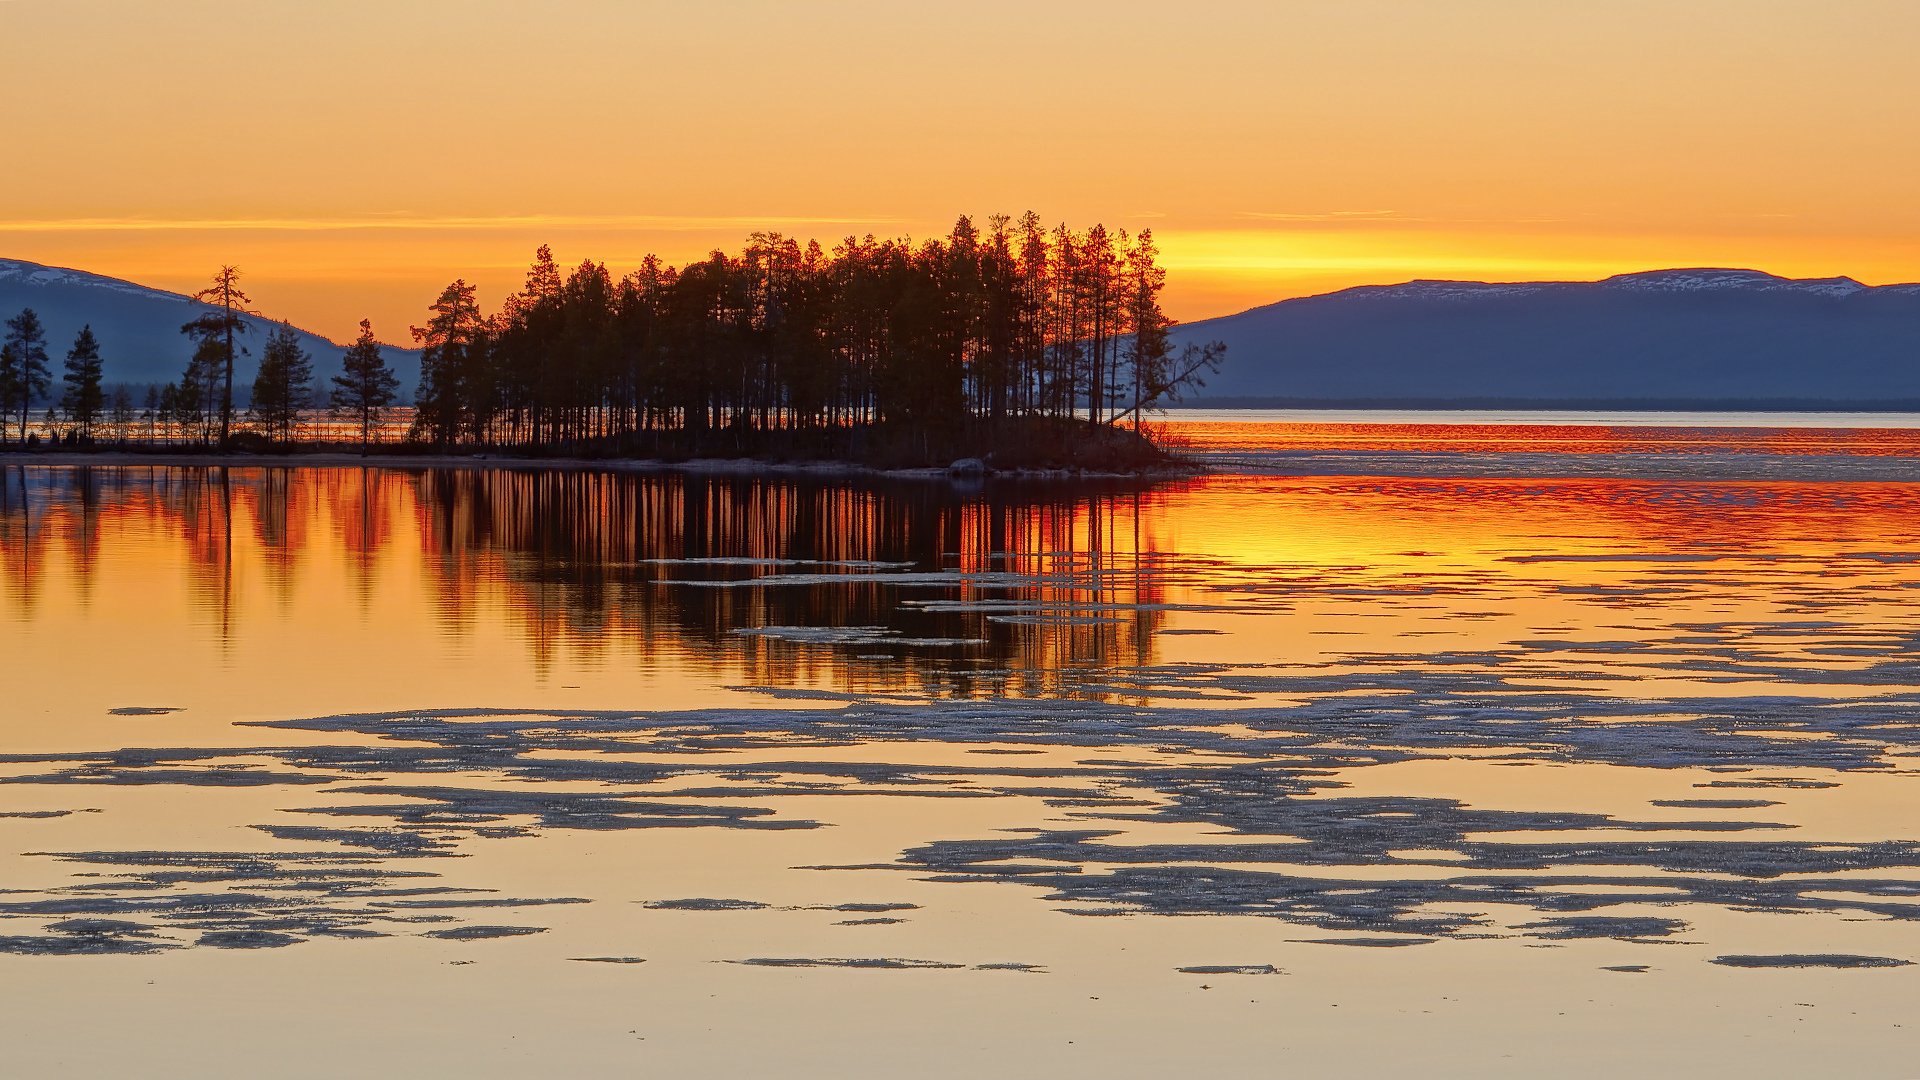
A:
[1222,268,1915,314]
[1171,267,1920,407]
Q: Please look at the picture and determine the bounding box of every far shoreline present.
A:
[0,448,1206,485]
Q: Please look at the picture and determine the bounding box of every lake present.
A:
[3,412,1918,1076]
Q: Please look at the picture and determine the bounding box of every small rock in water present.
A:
[947,458,988,479]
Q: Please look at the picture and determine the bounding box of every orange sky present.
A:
[3,0,1918,344]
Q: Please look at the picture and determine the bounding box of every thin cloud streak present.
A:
[1237,210,1580,227]
[1240,210,1402,221]
[0,213,908,234]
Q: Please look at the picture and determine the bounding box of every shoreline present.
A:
[0,448,1205,484]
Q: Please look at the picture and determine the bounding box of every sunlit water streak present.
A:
[2,420,1919,1076]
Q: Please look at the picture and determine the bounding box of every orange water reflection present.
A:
[0,465,1176,705]
[8,462,1920,723]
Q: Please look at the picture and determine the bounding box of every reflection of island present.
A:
[0,464,1174,695]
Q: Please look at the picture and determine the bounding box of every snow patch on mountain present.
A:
[0,260,168,301]
[1600,268,1869,297]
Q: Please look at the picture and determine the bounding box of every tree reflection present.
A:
[0,464,1173,696]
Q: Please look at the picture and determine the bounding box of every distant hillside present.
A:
[0,259,421,402]
[1169,268,1920,408]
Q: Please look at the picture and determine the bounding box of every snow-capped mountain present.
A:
[1171,268,1920,407]
[0,259,420,399]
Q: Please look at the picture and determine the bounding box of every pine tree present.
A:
[331,319,401,454]
[109,386,136,442]
[0,343,17,444]
[250,322,314,444]
[411,280,484,447]
[1079,224,1119,424]
[178,338,223,444]
[1120,230,1170,432]
[60,325,106,436]
[157,384,180,443]
[181,266,251,446]
[3,309,52,445]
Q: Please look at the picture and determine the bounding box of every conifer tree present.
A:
[251,322,314,444]
[109,386,136,442]
[3,309,52,444]
[1120,230,1170,432]
[181,266,251,446]
[157,383,180,443]
[0,342,17,444]
[410,280,484,447]
[60,325,106,436]
[331,319,401,454]
[178,337,224,444]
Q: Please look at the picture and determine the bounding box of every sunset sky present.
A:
[3,0,1917,343]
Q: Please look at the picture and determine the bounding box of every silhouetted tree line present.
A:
[1,214,1224,462]
[410,214,1225,458]
[2,307,111,447]
[2,265,405,452]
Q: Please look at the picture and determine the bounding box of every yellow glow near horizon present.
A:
[2,0,1917,342]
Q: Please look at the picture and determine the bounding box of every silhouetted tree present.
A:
[109,386,136,443]
[176,336,224,445]
[251,322,314,444]
[60,325,106,436]
[332,319,401,454]
[0,343,17,444]
[411,280,485,448]
[157,383,181,443]
[1119,230,1170,432]
[3,309,52,445]
[182,266,251,445]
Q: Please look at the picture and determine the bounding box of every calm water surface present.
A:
[3,417,1919,1077]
